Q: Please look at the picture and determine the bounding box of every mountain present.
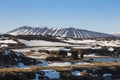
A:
[7,26,114,39]
[112,33,120,37]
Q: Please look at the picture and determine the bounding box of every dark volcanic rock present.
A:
[0,48,40,67]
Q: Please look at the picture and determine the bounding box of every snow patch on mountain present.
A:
[112,32,120,37]
[0,40,17,44]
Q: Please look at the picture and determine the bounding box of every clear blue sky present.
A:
[0,0,120,33]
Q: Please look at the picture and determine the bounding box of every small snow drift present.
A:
[41,70,60,79]
[0,37,25,48]
[17,63,26,68]
[0,44,9,48]
[0,39,17,48]
[48,62,91,66]
[72,71,82,76]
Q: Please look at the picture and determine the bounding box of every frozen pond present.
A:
[85,57,120,62]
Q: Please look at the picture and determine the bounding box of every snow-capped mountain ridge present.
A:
[7,26,114,39]
[112,32,120,37]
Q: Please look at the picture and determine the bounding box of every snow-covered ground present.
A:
[64,39,120,47]
[84,54,99,57]
[12,47,71,54]
[0,39,18,48]
[19,38,120,47]
[17,38,120,49]
[19,39,69,46]
[64,39,96,44]
[29,69,60,80]
[12,49,31,53]
[72,71,82,76]
[83,54,109,57]
[0,39,17,44]
[16,63,27,68]
[41,70,60,79]
[15,60,91,68]
[45,47,71,51]
[48,61,91,66]
[32,61,90,67]
[73,46,102,49]
[98,40,120,47]
[27,55,49,59]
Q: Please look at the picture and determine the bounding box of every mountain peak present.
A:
[7,26,114,39]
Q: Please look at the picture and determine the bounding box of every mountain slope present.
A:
[112,33,120,37]
[7,26,114,39]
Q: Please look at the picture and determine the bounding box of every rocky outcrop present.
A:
[0,48,41,67]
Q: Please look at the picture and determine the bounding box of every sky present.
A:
[0,0,120,33]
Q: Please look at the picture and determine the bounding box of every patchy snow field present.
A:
[48,61,91,66]
[64,39,96,44]
[15,60,91,68]
[19,39,69,46]
[17,39,120,49]
[28,69,60,80]
[64,39,120,47]
[0,39,17,44]
[84,54,102,57]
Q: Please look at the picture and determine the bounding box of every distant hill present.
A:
[112,33,120,37]
[7,26,115,39]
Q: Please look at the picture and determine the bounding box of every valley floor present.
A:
[0,61,120,80]
[0,35,120,80]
